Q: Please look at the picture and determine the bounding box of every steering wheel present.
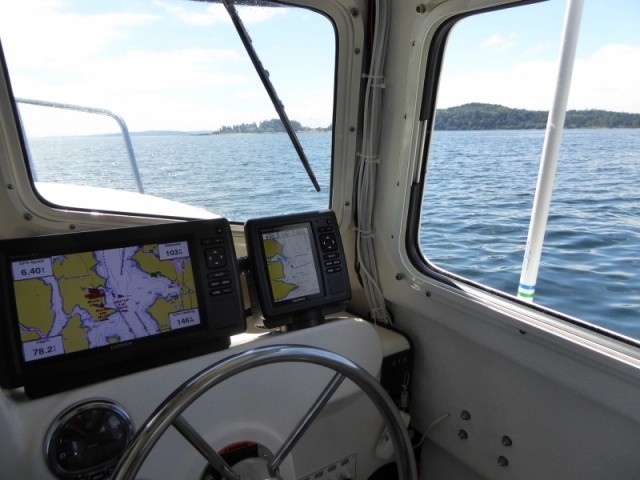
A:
[111,344,417,480]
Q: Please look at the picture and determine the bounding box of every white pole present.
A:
[517,0,585,302]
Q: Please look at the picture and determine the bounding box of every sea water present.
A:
[27,129,640,341]
[423,129,640,340]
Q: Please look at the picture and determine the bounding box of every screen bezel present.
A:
[245,210,351,328]
[0,219,244,397]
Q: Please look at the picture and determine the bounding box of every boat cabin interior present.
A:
[1,0,639,479]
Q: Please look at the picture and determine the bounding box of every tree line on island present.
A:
[434,103,640,130]
[211,104,640,134]
[212,118,330,134]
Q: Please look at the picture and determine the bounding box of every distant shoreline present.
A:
[117,104,640,137]
[434,103,640,130]
[207,104,639,134]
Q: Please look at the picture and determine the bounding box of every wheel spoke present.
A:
[172,415,240,480]
[268,372,345,476]
[113,344,417,480]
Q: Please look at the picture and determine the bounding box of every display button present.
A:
[208,270,229,279]
[319,233,337,252]
[202,237,225,245]
[210,286,233,296]
[323,252,339,260]
[205,247,227,268]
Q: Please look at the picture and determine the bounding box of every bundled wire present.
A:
[355,0,392,325]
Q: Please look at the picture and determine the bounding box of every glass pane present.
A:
[420,1,640,341]
[0,0,335,220]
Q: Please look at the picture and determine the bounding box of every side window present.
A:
[420,2,640,341]
[0,1,334,221]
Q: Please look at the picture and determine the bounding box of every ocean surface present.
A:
[423,129,640,340]
[28,129,640,342]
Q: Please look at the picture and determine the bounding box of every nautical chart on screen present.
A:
[12,242,199,362]
[262,224,321,303]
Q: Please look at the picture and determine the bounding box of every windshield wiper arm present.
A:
[221,0,321,192]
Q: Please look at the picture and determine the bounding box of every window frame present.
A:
[405,0,640,349]
[0,0,364,231]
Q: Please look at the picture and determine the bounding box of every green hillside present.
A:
[434,103,640,130]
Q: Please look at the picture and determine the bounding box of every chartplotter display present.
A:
[244,210,351,329]
[0,219,245,397]
[13,241,199,362]
[261,222,322,303]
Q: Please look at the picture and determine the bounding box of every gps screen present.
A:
[12,241,200,363]
[261,222,322,303]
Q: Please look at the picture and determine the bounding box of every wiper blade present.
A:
[221,0,321,192]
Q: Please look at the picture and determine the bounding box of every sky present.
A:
[0,0,638,135]
[0,0,336,135]
[438,0,640,113]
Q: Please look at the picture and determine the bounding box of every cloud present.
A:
[569,44,640,112]
[238,5,288,23]
[437,60,556,110]
[0,3,158,71]
[156,1,286,26]
[438,43,640,113]
[526,41,552,55]
[156,2,230,26]
[481,33,517,52]
[90,48,245,91]
[286,91,334,128]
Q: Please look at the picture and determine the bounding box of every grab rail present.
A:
[15,98,145,194]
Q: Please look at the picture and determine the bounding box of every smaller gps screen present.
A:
[12,241,200,363]
[261,222,322,304]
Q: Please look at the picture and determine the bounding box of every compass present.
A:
[44,399,134,479]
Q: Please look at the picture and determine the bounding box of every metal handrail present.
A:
[15,98,145,193]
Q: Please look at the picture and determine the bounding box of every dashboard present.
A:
[0,318,407,479]
[0,212,411,479]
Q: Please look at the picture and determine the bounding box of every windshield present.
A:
[0,0,335,221]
